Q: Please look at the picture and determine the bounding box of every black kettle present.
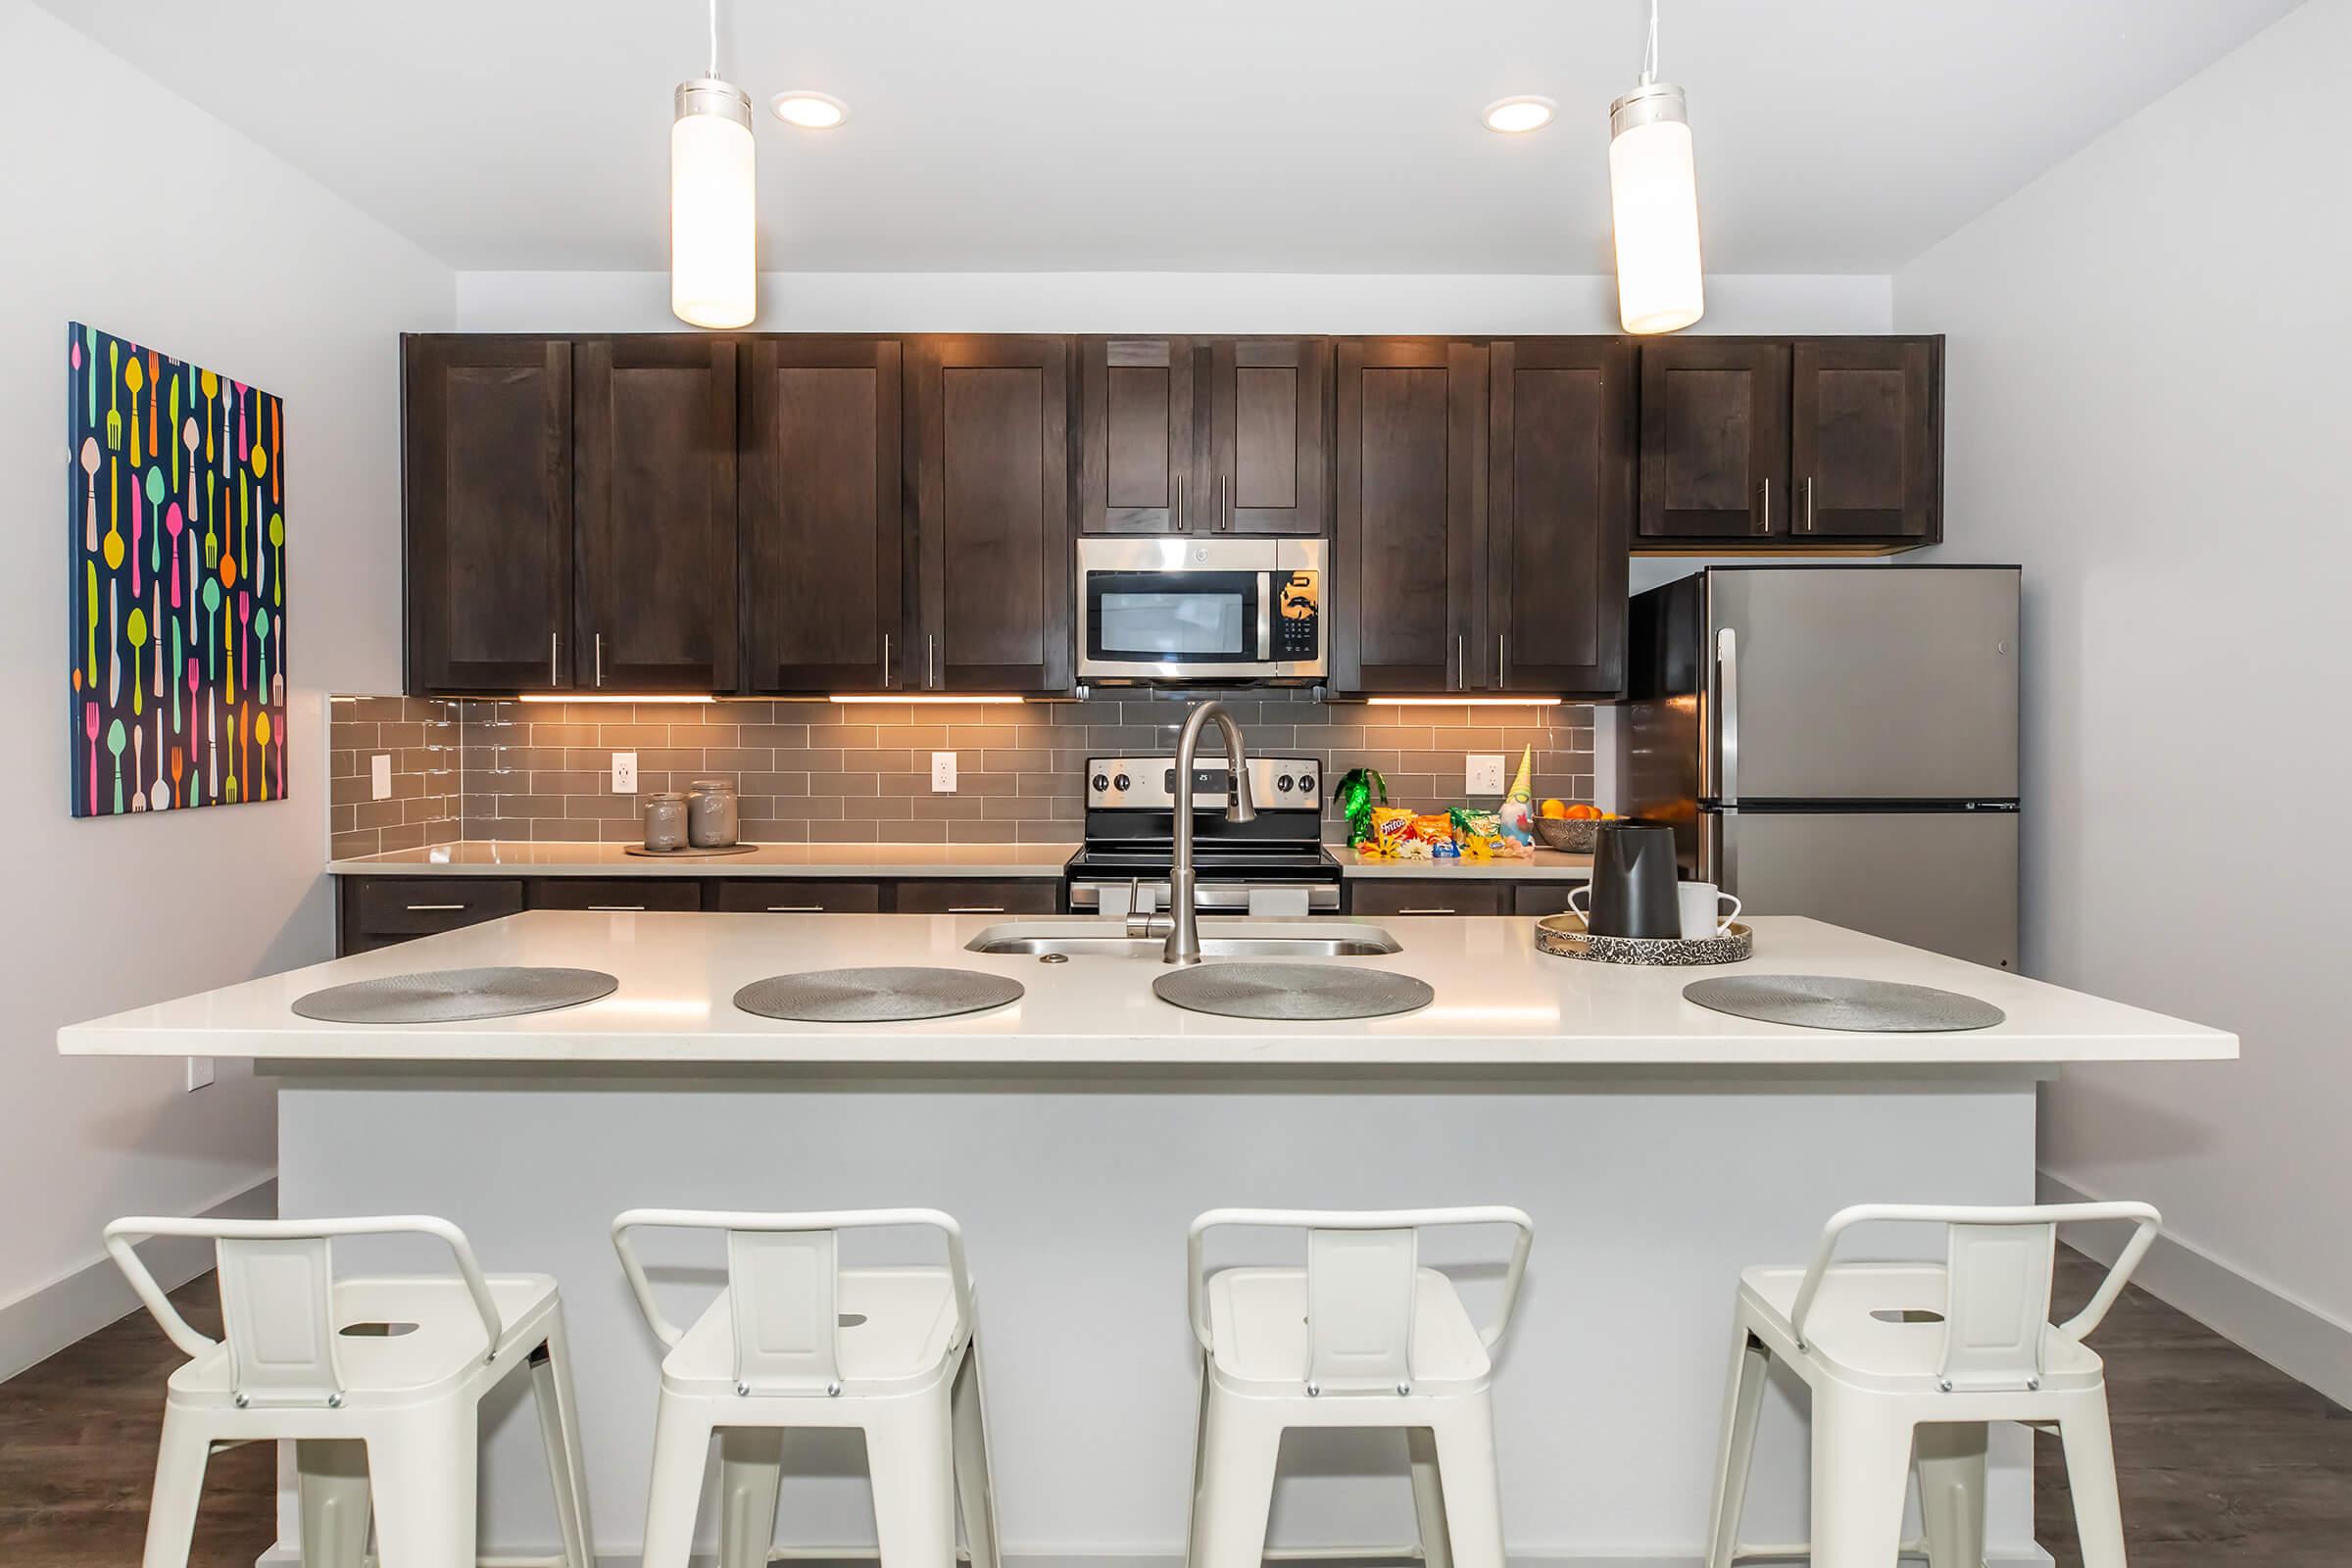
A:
[1583,821,1682,938]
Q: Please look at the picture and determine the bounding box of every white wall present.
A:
[0,0,452,1372]
[1896,0,2352,1390]
[457,269,1890,335]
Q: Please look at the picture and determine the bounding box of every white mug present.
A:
[1677,881,1741,941]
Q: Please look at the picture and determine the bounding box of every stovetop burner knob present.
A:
[1112,773,1131,792]
[1275,774,1296,794]
[1092,773,1110,793]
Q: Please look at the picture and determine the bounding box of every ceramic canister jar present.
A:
[686,778,740,849]
[642,792,688,852]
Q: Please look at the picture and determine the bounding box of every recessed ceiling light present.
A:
[770,91,849,130]
[1482,96,1557,134]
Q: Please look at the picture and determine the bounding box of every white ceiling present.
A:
[42,0,2297,275]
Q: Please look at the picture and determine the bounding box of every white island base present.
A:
[275,1068,2043,1567]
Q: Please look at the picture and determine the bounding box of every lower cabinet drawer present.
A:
[711,880,885,914]
[526,879,707,912]
[1513,881,1590,917]
[892,879,1060,915]
[1347,880,1512,917]
[343,878,525,951]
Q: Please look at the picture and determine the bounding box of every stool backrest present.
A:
[612,1207,971,1396]
[1188,1206,1535,1396]
[1789,1201,2162,1393]
[103,1215,503,1408]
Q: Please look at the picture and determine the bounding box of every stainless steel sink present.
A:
[965,920,1400,959]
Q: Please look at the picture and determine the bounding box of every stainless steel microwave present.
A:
[1076,537,1327,681]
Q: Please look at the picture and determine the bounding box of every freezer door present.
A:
[1709,808,2019,970]
[1709,567,2019,802]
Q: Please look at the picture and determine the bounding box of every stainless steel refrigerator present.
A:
[1620,565,2020,969]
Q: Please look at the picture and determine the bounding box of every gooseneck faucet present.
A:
[1165,700,1255,965]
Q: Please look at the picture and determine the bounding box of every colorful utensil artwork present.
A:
[68,325,286,817]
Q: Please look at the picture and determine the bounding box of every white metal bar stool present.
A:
[612,1207,1001,1568]
[104,1214,593,1568]
[1184,1206,1535,1568]
[1704,1201,2161,1568]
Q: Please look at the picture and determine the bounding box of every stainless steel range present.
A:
[1064,755,1339,914]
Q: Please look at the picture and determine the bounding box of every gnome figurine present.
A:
[1498,745,1536,847]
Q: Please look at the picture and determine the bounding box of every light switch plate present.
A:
[932,752,958,793]
[611,753,638,794]
[186,1056,215,1092]
[370,754,393,801]
[1466,755,1507,795]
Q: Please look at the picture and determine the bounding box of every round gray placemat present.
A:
[1153,962,1435,1021]
[622,842,759,858]
[1683,974,2005,1033]
[292,967,619,1024]
[734,966,1025,1023]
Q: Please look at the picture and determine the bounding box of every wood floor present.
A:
[1,1252,2344,1565]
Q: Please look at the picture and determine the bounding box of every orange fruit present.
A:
[1540,799,1568,818]
[1566,803,1599,820]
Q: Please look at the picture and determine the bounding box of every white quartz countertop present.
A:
[58,911,2236,1069]
[325,841,1077,878]
[1328,846,1592,879]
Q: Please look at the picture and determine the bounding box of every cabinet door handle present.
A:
[764,905,824,913]
[1220,472,1233,531]
[882,633,893,689]
[1454,635,1464,691]
[1754,477,1772,536]
[404,903,466,912]
[550,631,560,688]
[926,634,937,689]
[1496,633,1506,691]
[587,905,647,912]
[594,632,604,688]
[1173,472,1186,532]
[1801,476,1816,533]
[947,906,1005,914]
[1396,906,1457,915]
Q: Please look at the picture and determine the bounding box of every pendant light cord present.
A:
[707,0,718,79]
[1640,0,1660,86]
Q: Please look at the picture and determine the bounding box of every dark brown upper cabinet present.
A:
[1078,336,1328,537]
[404,336,574,692]
[1336,337,1633,699]
[739,337,904,693]
[1790,337,1940,543]
[1334,338,1489,694]
[1078,336,1195,534]
[572,337,738,692]
[906,335,1073,695]
[1488,338,1633,695]
[1638,335,1940,551]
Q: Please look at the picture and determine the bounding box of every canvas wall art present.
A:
[67,324,287,816]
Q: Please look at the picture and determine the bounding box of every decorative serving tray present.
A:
[622,842,758,858]
[1534,912,1753,966]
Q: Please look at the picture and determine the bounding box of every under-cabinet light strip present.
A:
[1366,697,1564,708]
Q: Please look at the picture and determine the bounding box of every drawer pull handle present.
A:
[1396,907,1457,915]
[947,906,1005,914]
[404,903,467,912]
[764,906,824,913]
[587,905,647,912]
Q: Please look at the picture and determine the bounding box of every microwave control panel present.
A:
[1272,571,1320,662]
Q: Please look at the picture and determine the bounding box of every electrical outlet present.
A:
[370,754,392,801]
[186,1056,215,1092]
[932,752,958,793]
[611,752,638,793]
[1466,755,1507,795]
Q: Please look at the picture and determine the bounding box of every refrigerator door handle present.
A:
[1716,625,1740,807]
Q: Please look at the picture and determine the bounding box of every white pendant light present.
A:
[671,0,756,329]
[1607,0,1704,334]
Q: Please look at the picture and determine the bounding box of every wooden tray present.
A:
[1534,912,1753,966]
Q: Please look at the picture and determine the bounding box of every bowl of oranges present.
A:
[1532,800,1619,854]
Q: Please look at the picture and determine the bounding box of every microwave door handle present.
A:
[1716,625,1740,807]
[1257,574,1275,663]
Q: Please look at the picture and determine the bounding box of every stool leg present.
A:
[531,1317,597,1568]
[951,1337,1004,1568]
[717,1428,785,1568]
[1915,1421,1987,1568]
[1187,1388,1280,1568]
[1704,1327,1771,1568]
[1429,1398,1506,1568]
[1808,1394,1913,1568]
[639,1397,715,1568]
[1407,1426,1454,1568]
[867,1394,957,1568]
[365,1408,478,1568]
[140,1405,213,1568]
[296,1439,372,1568]
[2059,1396,2129,1568]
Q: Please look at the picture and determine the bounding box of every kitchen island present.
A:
[60,912,2231,1565]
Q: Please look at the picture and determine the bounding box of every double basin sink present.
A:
[965,919,1401,960]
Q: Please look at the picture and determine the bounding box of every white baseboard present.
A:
[2040,1171,2352,1409]
[0,1176,277,1384]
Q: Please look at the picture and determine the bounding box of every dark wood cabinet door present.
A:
[906,336,1073,695]
[1203,337,1328,536]
[1347,880,1512,917]
[1638,338,1790,542]
[740,337,905,693]
[1488,338,1633,696]
[1334,339,1486,694]
[573,337,738,692]
[1790,337,1940,543]
[403,336,573,692]
[1078,336,1195,534]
